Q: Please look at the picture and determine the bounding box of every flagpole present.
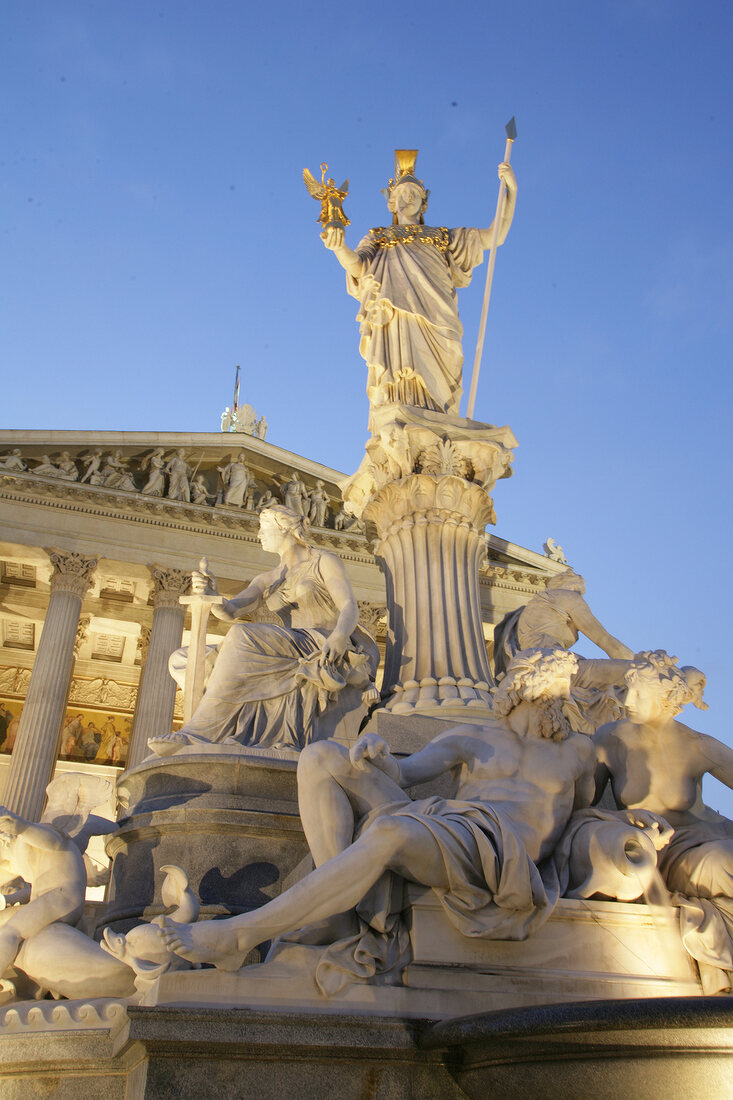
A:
[465,117,516,420]
[233,365,240,414]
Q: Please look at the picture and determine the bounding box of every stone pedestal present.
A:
[135,891,700,1020]
[2,549,96,819]
[2,996,730,1100]
[126,567,190,770]
[103,749,308,934]
[341,404,517,719]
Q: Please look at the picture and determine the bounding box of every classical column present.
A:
[2,550,97,820]
[367,474,495,714]
[340,405,517,719]
[126,567,190,769]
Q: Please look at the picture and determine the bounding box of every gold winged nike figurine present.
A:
[303,163,350,236]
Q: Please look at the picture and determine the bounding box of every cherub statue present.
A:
[303,163,350,235]
[0,774,131,1002]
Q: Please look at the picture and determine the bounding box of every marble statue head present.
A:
[386,179,429,225]
[624,651,707,721]
[545,568,585,593]
[259,504,311,549]
[492,647,579,740]
[382,148,430,225]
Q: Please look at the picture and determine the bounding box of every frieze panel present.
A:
[0,481,375,567]
[0,666,32,696]
[67,676,137,710]
[0,445,350,533]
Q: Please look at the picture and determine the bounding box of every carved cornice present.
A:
[150,566,191,608]
[479,562,549,594]
[47,549,97,598]
[0,477,375,567]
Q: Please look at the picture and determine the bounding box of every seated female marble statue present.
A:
[594,650,733,993]
[148,505,379,756]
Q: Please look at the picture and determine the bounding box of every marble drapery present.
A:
[347,227,484,420]
[164,553,378,752]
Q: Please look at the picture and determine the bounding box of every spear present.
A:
[465,117,517,420]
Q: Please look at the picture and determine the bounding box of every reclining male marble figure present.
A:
[126,649,667,991]
[149,505,379,756]
[594,650,733,993]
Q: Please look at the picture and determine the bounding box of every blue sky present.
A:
[2,2,732,812]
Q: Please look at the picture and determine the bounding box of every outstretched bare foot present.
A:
[157,916,245,972]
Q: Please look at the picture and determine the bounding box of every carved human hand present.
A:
[349,732,401,782]
[319,629,350,665]
[0,884,30,906]
[622,809,674,851]
[322,225,345,250]
[191,557,219,597]
[497,161,516,193]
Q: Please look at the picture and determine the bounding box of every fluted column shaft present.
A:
[2,550,97,820]
[126,567,189,769]
[367,475,494,716]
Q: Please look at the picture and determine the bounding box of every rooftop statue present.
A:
[319,149,516,423]
[148,505,378,756]
[217,451,253,508]
[594,651,733,993]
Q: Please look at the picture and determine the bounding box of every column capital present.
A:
[46,549,98,598]
[149,566,191,609]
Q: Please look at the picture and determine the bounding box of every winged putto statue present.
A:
[303,163,350,236]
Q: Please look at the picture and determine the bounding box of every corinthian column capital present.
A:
[46,549,98,598]
[150,566,191,608]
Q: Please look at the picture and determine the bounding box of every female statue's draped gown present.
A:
[175,551,378,751]
[347,226,485,419]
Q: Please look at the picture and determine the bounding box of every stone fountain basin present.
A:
[421,996,733,1100]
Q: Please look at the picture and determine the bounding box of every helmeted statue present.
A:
[321,150,516,424]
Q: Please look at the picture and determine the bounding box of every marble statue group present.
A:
[0,145,731,1012]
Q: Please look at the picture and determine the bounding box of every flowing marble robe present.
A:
[173,551,378,751]
[264,802,656,997]
[347,226,485,421]
[659,819,733,994]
